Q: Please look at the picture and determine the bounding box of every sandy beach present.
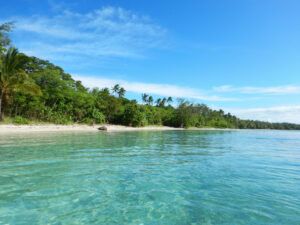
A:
[0,124,185,133]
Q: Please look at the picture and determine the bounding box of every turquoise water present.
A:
[0,130,299,224]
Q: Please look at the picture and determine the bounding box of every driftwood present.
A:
[98,126,108,131]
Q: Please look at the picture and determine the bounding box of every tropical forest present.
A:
[1,22,299,130]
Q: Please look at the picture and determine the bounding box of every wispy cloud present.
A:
[73,75,238,102]
[223,106,300,124]
[9,6,166,60]
[214,85,300,95]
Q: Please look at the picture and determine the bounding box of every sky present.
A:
[1,0,300,123]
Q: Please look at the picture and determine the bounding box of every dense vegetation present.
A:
[1,22,299,129]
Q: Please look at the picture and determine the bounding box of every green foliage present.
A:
[92,108,106,124]
[0,116,13,124]
[13,116,29,124]
[1,50,299,129]
[1,21,300,130]
[0,47,41,120]
[0,22,14,53]
[122,103,147,127]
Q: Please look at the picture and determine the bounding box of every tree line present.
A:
[1,22,299,129]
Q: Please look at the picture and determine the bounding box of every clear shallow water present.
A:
[0,130,299,225]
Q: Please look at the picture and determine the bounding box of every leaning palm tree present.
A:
[0,47,41,120]
[148,96,153,105]
[118,87,126,98]
[167,96,173,104]
[160,97,167,107]
[112,84,120,96]
[155,98,161,107]
[142,93,148,104]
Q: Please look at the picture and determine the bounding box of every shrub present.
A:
[82,118,94,125]
[122,103,147,127]
[92,108,106,124]
[13,116,29,124]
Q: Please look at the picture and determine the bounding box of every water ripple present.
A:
[0,130,299,224]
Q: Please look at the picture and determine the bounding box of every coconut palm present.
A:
[155,98,161,107]
[167,96,173,104]
[118,87,126,98]
[142,93,148,104]
[160,97,167,107]
[148,96,153,105]
[112,84,120,96]
[0,47,41,120]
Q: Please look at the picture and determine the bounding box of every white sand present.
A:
[0,124,184,133]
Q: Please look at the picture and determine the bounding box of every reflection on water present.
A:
[0,130,299,224]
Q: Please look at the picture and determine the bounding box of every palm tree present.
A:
[160,97,166,107]
[112,84,120,96]
[0,47,41,120]
[148,96,153,105]
[167,96,173,104]
[155,98,161,107]
[118,87,126,98]
[142,93,148,104]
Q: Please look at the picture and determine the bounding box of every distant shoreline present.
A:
[1,124,298,133]
[0,124,239,133]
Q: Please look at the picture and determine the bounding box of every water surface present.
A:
[0,130,299,224]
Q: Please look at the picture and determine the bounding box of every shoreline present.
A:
[0,124,183,133]
[0,124,295,134]
[0,124,236,133]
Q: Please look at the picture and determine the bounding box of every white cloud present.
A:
[10,6,166,60]
[224,106,300,124]
[73,75,238,102]
[214,85,300,95]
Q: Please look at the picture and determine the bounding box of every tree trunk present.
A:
[0,91,3,121]
[9,95,13,117]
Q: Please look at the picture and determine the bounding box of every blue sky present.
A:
[1,0,300,123]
